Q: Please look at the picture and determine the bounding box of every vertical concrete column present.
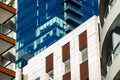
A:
[16,68,22,80]
[54,47,63,80]
[23,74,28,80]
[87,19,101,80]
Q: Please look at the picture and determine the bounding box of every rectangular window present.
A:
[63,72,71,80]
[79,31,88,62]
[46,53,54,79]
[34,40,37,49]
[62,42,70,62]
[81,48,88,62]
[80,60,89,80]
[62,42,71,78]
[46,53,53,72]
[79,31,87,50]
[35,77,40,80]
[64,59,70,74]
[48,70,53,79]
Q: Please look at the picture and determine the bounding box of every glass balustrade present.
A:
[0,24,16,39]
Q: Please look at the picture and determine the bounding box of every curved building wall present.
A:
[99,0,120,79]
[106,54,120,80]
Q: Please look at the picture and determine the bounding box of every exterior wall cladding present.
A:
[99,0,120,80]
[17,0,98,68]
[16,16,102,80]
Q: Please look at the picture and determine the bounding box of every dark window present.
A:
[35,77,40,80]
[64,59,70,74]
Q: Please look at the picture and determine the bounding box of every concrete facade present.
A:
[99,0,120,80]
[17,16,101,80]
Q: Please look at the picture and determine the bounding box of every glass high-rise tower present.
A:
[16,0,98,68]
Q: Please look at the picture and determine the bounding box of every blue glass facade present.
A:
[17,0,98,68]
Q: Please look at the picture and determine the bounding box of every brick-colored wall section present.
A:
[80,60,89,80]
[46,53,53,72]
[0,65,15,77]
[63,72,71,80]
[62,42,70,62]
[0,2,16,14]
[79,31,87,50]
[0,33,16,45]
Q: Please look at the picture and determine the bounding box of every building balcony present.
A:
[65,15,81,27]
[0,49,15,68]
[64,0,82,8]
[0,65,15,80]
[64,6,83,18]
[3,20,16,32]
[0,33,15,55]
[65,25,75,33]
[0,2,16,24]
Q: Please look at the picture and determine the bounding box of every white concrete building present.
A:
[16,16,101,80]
[99,0,120,80]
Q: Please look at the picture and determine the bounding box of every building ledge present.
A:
[0,65,15,80]
[0,33,15,55]
[64,6,83,18]
[0,2,16,24]
[64,0,82,8]
[65,16,81,27]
